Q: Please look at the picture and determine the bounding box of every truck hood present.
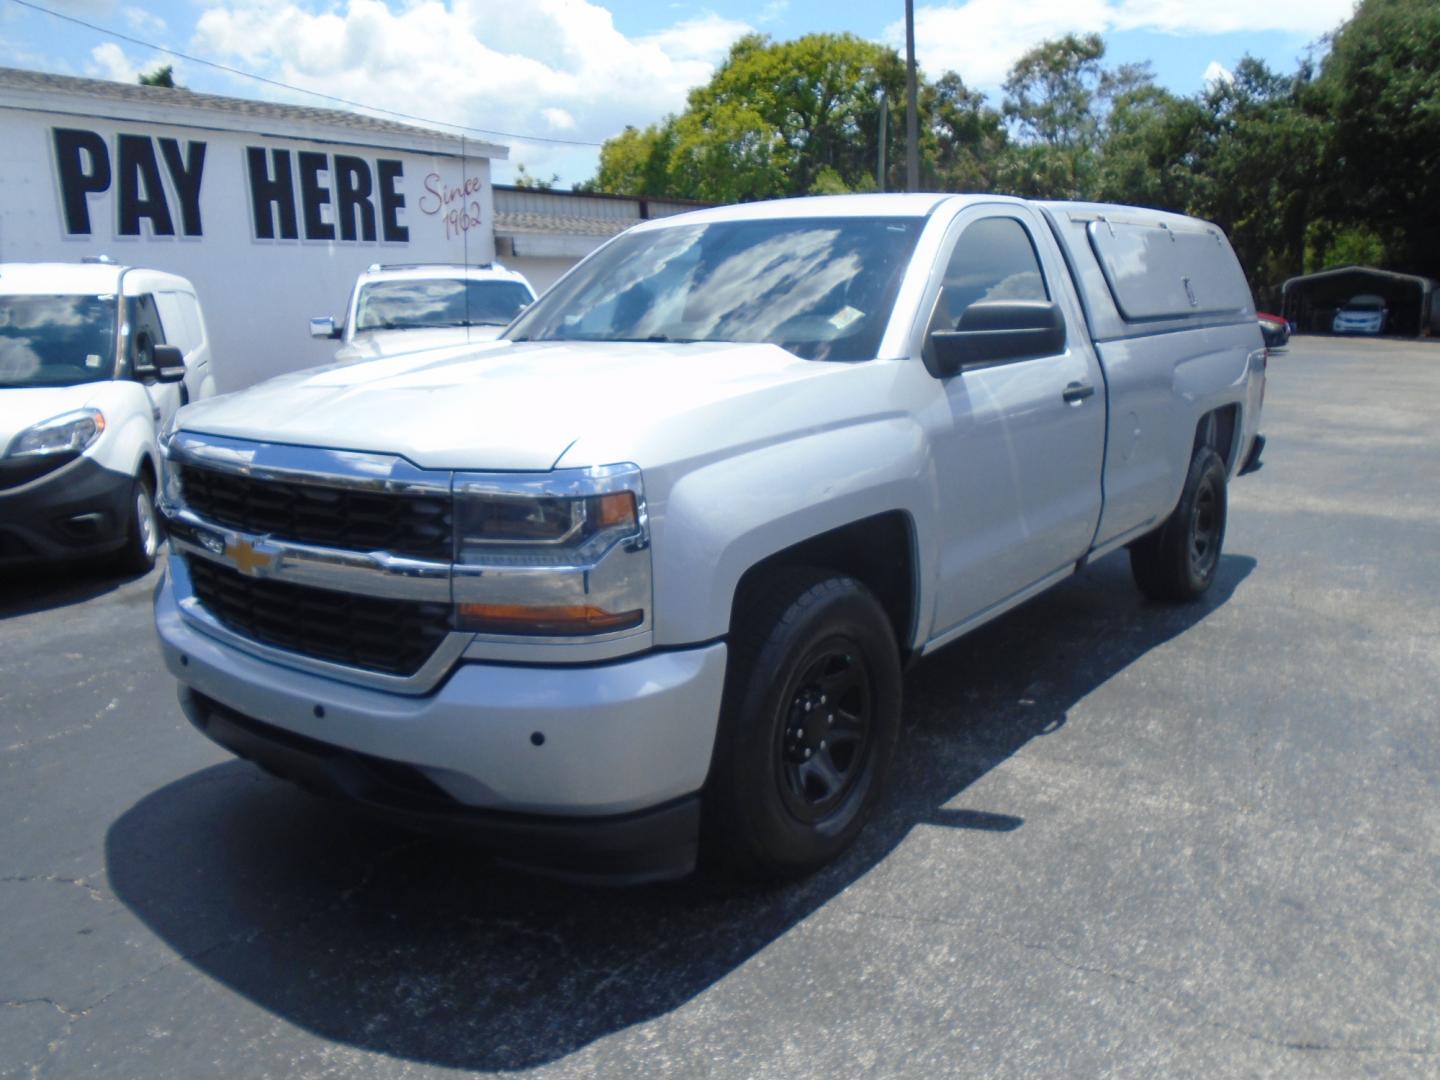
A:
[0,383,119,449]
[175,340,838,471]
[334,325,507,363]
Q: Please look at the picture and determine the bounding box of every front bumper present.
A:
[1333,319,1383,335]
[155,563,727,879]
[179,688,704,883]
[0,456,133,566]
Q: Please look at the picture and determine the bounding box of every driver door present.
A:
[926,210,1107,636]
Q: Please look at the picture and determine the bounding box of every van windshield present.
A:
[355,279,533,331]
[505,216,924,362]
[0,295,117,388]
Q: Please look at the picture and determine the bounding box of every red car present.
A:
[1257,312,1290,348]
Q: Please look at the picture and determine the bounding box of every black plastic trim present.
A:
[1239,433,1265,476]
[179,687,701,884]
[0,456,134,565]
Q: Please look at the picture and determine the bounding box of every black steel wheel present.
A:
[776,641,874,823]
[1130,447,1228,603]
[703,568,901,881]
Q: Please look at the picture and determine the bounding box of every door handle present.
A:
[1062,382,1095,404]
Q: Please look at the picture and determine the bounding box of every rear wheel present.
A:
[1130,448,1227,602]
[114,473,162,575]
[703,569,901,881]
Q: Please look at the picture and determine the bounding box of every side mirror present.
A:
[152,344,187,384]
[310,316,341,340]
[924,300,1067,379]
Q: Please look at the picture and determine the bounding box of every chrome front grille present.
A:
[177,464,452,560]
[187,557,452,677]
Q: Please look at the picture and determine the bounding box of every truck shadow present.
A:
[104,550,1253,1071]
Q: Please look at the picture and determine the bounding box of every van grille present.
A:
[187,557,452,677]
[178,465,452,561]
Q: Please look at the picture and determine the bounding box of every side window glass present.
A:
[930,217,1049,333]
[154,292,191,353]
[182,295,208,348]
[125,293,167,372]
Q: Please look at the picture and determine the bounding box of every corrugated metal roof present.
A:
[0,65,494,152]
[493,210,641,238]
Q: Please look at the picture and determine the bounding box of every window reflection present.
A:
[509,217,922,362]
[356,279,533,331]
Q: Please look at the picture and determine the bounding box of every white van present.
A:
[0,261,215,573]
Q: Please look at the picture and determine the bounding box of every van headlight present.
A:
[7,408,106,458]
[452,464,651,637]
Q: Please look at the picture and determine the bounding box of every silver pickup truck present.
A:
[154,193,1266,883]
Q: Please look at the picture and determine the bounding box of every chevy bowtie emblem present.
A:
[227,538,277,575]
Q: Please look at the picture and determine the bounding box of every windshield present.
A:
[0,294,117,389]
[355,279,533,331]
[506,216,924,362]
[1344,301,1383,312]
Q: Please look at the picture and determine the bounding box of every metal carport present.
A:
[1281,266,1440,337]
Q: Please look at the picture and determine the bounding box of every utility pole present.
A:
[904,0,919,192]
[877,95,889,192]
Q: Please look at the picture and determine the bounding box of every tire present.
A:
[114,473,162,575]
[1130,448,1228,602]
[703,568,902,881]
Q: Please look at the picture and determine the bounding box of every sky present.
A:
[0,0,1357,187]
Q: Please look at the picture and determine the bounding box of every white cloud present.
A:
[885,0,1115,89]
[890,0,1355,90]
[87,42,141,83]
[1108,0,1354,35]
[1202,60,1234,87]
[122,7,168,35]
[638,13,752,64]
[757,0,789,24]
[88,42,185,86]
[542,106,575,131]
[191,0,754,186]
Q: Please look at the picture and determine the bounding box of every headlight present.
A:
[7,408,106,458]
[452,464,651,637]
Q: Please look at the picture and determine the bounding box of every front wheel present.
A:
[114,474,162,575]
[1130,448,1228,602]
[703,569,902,881]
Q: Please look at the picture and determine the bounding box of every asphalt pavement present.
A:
[2,336,1438,1078]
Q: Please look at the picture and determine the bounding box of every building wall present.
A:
[506,256,577,294]
[0,102,498,390]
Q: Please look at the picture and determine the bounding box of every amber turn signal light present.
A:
[456,602,644,636]
[594,491,637,528]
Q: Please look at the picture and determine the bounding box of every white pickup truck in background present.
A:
[154,193,1265,883]
[309,262,536,363]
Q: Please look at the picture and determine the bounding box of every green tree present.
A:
[512,164,560,190]
[591,33,906,201]
[1000,33,1155,198]
[138,65,176,88]
[1188,58,1327,299]
[1317,0,1440,277]
[924,72,1010,192]
[1093,86,1206,211]
[590,123,675,197]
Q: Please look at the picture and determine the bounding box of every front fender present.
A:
[647,417,938,647]
[86,382,160,484]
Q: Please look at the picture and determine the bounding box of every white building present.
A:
[0,66,704,392]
